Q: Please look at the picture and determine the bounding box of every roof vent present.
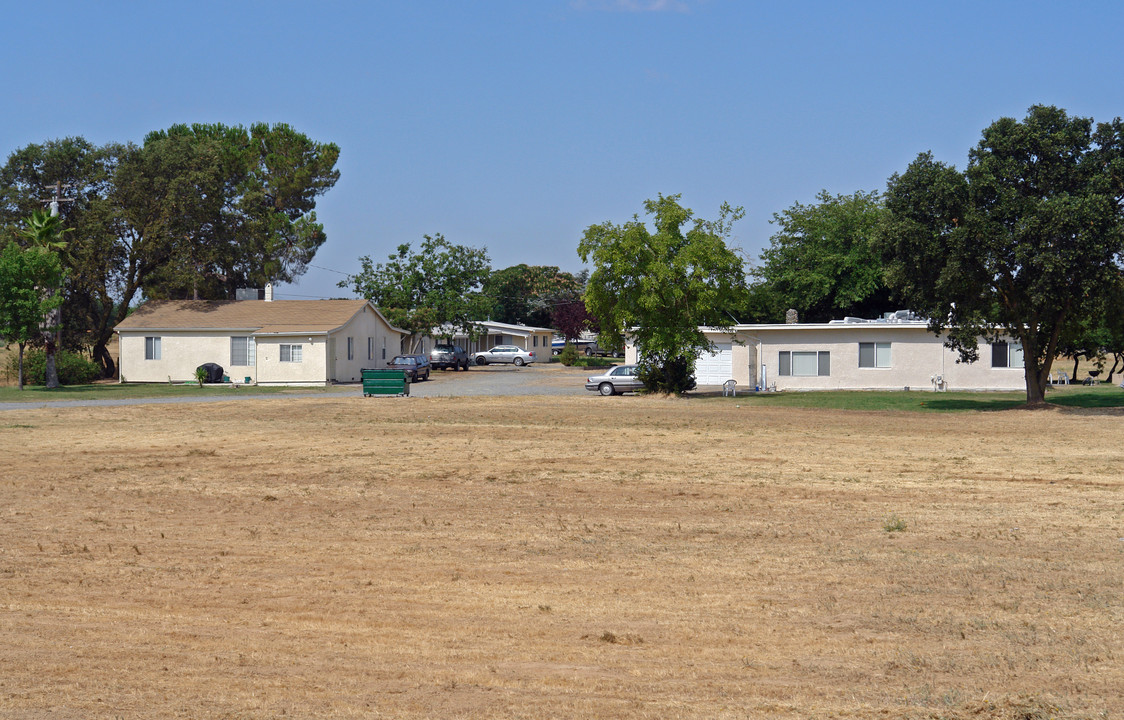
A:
[235,288,265,301]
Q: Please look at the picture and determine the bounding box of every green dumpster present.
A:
[361,368,410,397]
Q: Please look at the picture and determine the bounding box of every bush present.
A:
[638,356,697,394]
[557,343,580,366]
[5,349,102,385]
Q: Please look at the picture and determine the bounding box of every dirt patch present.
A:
[0,395,1119,718]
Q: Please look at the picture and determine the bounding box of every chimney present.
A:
[785,308,799,324]
[264,283,273,302]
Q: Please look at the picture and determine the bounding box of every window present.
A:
[368,337,374,361]
[991,341,1024,368]
[778,350,830,376]
[280,344,303,363]
[230,337,256,366]
[347,337,354,361]
[859,342,891,368]
[144,336,161,360]
[533,336,538,347]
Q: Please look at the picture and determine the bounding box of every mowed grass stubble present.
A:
[1,395,1120,719]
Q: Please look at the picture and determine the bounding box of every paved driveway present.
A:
[408,363,590,397]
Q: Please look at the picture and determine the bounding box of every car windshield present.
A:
[390,356,416,365]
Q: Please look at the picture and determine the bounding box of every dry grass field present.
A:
[1,395,1121,719]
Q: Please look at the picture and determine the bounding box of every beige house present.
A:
[416,321,555,358]
[115,298,408,385]
[625,315,1028,392]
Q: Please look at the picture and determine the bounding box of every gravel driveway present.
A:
[407,362,591,397]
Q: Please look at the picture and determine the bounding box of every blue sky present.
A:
[4,0,1124,300]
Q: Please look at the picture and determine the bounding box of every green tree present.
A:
[755,189,890,322]
[879,105,1124,405]
[0,125,339,377]
[0,137,121,376]
[339,234,492,349]
[483,264,582,327]
[0,241,65,389]
[19,210,70,388]
[578,194,748,393]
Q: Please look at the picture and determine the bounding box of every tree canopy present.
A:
[482,264,582,328]
[0,124,340,377]
[0,240,65,389]
[339,234,491,347]
[879,105,1124,405]
[578,194,748,392]
[755,189,890,323]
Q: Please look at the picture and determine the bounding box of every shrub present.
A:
[5,349,102,385]
[557,343,579,366]
[638,356,697,394]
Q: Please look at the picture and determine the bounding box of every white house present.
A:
[416,320,555,358]
[115,297,408,385]
[624,313,1028,392]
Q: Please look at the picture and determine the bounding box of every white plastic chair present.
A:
[722,379,737,397]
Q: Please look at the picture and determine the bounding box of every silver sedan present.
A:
[473,345,537,366]
[585,364,643,395]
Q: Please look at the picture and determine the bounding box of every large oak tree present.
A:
[879,105,1124,405]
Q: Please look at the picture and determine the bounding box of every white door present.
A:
[696,343,733,385]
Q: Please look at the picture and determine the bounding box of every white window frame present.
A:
[347,337,354,361]
[778,350,830,377]
[859,342,892,368]
[230,336,256,367]
[991,341,1024,369]
[368,337,374,361]
[280,344,303,363]
[145,336,161,360]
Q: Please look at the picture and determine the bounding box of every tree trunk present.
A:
[43,305,61,389]
[93,342,117,379]
[17,343,25,391]
[1025,362,1049,405]
[1072,356,1080,378]
[1107,354,1122,384]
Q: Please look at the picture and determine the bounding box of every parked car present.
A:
[583,342,625,358]
[387,354,431,381]
[429,343,470,370]
[585,364,643,395]
[474,345,536,366]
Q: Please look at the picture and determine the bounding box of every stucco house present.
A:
[624,312,1028,392]
[416,320,554,357]
[115,297,408,385]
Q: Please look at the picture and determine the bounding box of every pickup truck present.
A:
[550,339,624,358]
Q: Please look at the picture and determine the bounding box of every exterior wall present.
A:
[119,331,250,383]
[254,336,328,385]
[119,303,405,385]
[625,325,1028,392]
[755,326,1025,392]
[324,304,401,383]
[419,328,554,361]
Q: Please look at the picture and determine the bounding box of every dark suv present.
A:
[387,354,431,382]
[429,343,470,371]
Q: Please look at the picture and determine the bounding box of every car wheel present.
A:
[513,357,525,367]
[476,356,487,366]
[598,382,615,396]
[552,349,560,356]
[584,347,593,356]
[462,360,469,370]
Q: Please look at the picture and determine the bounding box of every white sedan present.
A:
[585,364,643,395]
[474,345,536,366]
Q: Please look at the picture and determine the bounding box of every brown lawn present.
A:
[0,395,1121,719]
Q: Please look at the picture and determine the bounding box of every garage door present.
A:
[695,343,733,385]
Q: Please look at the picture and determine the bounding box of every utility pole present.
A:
[39,181,76,388]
